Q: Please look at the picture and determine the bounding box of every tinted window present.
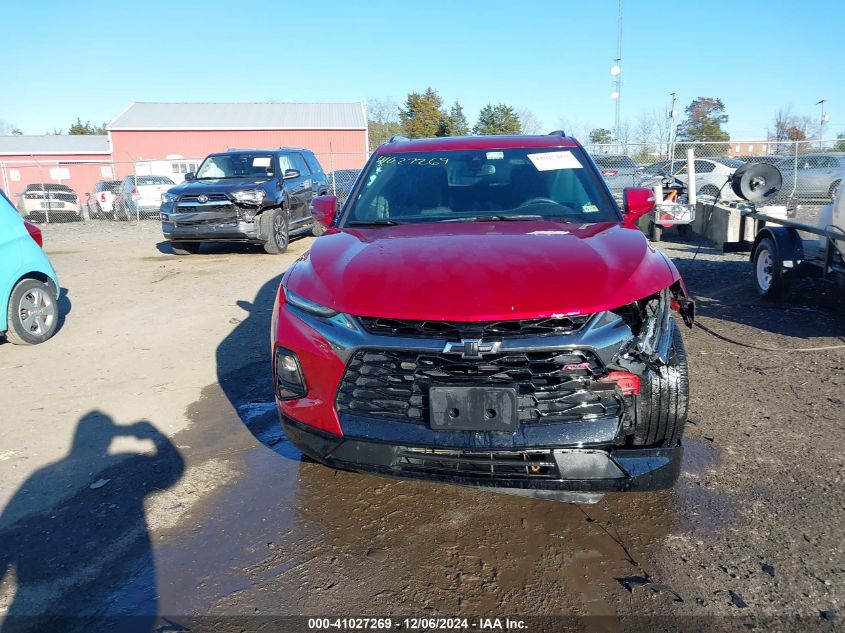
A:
[303,152,323,174]
[290,153,309,174]
[342,147,619,226]
[594,155,637,169]
[694,160,715,173]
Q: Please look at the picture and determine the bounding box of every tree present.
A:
[557,117,594,144]
[399,88,447,138]
[588,128,613,144]
[0,120,22,135]
[768,107,816,149]
[676,97,729,142]
[515,107,542,134]
[473,104,522,135]
[834,133,845,153]
[68,117,107,135]
[439,101,470,137]
[366,97,403,150]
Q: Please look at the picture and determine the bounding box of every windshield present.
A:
[340,148,619,226]
[196,153,275,179]
[136,176,174,186]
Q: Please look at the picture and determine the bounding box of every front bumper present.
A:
[162,218,261,242]
[275,295,686,496]
[282,414,682,494]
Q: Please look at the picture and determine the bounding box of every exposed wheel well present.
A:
[14,272,58,297]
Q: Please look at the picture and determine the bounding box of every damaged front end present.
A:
[275,281,694,498]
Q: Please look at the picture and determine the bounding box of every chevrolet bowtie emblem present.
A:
[442,339,500,359]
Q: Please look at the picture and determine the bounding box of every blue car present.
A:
[0,190,60,345]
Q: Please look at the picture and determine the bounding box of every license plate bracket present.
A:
[429,386,518,432]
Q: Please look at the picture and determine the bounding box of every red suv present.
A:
[272,133,694,500]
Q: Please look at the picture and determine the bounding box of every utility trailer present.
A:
[724,192,845,300]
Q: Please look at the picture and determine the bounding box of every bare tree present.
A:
[366,96,403,150]
[515,107,543,134]
[557,116,594,144]
[0,120,22,135]
[768,106,816,146]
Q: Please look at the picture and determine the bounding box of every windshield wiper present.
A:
[346,220,401,227]
[439,214,544,223]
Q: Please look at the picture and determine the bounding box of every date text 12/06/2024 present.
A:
[307,618,528,630]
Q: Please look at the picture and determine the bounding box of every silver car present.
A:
[593,155,642,193]
[774,152,845,200]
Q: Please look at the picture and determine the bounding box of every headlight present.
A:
[283,286,338,317]
[161,192,178,204]
[233,189,265,205]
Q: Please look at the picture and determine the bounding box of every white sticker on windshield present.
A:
[527,151,582,171]
[486,151,504,160]
[253,157,271,167]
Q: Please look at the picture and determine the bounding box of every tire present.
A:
[752,237,790,300]
[94,203,103,220]
[4,278,58,345]
[631,325,689,447]
[648,220,662,242]
[829,179,841,200]
[262,208,289,254]
[170,241,202,255]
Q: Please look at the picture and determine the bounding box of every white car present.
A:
[113,175,175,220]
[86,179,121,219]
[16,183,83,222]
[638,158,744,201]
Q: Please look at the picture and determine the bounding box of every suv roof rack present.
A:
[388,135,410,143]
[547,129,567,137]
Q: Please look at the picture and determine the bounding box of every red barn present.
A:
[107,101,369,178]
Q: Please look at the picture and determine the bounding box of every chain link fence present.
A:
[582,139,844,223]
[1,151,369,225]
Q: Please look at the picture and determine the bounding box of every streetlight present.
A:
[611,0,623,150]
[816,99,829,147]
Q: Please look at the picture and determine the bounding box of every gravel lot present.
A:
[1,221,844,631]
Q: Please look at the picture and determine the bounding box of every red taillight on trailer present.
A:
[24,221,43,248]
[602,169,618,177]
[101,192,106,202]
[598,371,641,395]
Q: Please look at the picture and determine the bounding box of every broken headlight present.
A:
[232,189,265,206]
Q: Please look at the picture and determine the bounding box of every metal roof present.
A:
[108,102,368,131]
[0,135,110,155]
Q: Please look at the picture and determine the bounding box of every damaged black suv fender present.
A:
[160,148,328,255]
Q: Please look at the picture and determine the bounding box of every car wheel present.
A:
[648,220,662,242]
[4,278,58,345]
[753,237,790,300]
[95,203,104,220]
[170,241,202,255]
[262,208,289,254]
[829,179,841,200]
[631,325,689,447]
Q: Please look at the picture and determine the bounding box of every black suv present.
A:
[160,148,328,254]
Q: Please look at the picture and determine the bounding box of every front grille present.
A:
[336,349,620,425]
[178,193,230,203]
[358,315,590,339]
[395,448,559,479]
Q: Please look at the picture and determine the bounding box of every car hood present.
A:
[285,221,680,321]
[167,177,271,194]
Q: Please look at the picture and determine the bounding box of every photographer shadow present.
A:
[0,411,184,633]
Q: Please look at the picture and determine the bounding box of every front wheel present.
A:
[170,241,202,255]
[829,179,841,200]
[631,325,689,447]
[262,208,289,254]
[753,237,790,300]
[5,279,58,345]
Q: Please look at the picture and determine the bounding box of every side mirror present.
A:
[622,187,655,225]
[184,172,195,182]
[310,195,337,228]
[283,169,301,180]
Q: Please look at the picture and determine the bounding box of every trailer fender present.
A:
[751,226,804,270]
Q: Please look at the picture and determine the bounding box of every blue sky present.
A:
[1,0,843,140]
